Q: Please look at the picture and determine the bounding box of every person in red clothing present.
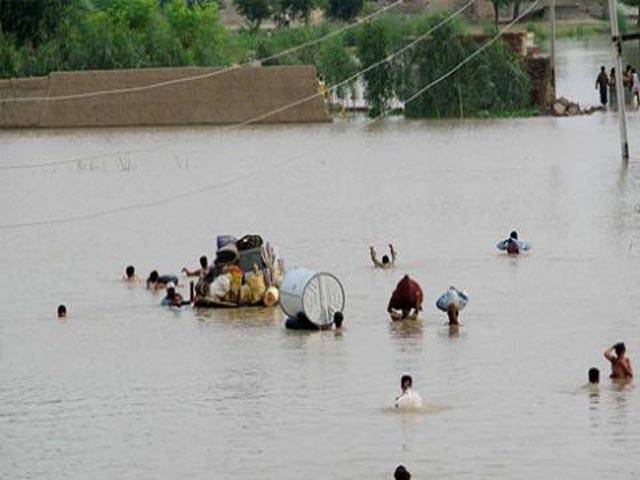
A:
[387,275,423,320]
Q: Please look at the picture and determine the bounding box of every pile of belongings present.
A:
[194,234,285,308]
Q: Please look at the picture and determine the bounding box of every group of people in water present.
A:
[56,228,632,478]
[374,230,632,423]
[595,64,640,106]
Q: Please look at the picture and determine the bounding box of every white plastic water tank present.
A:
[279,268,345,327]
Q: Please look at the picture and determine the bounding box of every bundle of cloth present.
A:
[387,275,423,320]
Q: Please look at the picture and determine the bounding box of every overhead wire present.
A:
[0,0,474,172]
[0,0,404,104]
[0,0,544,232]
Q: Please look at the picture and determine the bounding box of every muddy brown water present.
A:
[1,38,640,479]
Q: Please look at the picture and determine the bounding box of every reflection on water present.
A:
[389,318,424,339]
[1,37,640,480]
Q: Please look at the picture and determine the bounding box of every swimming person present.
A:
[161,284,188,307]
[57,304,67,318]
[588,367,600,385]
[604,343,633,380]
[285,312,320,330]
[182,256,209,278]
[394,465,411,480]
[370,244,397,269]
[496,231,530,255]
[388,275,423,320]
[395,375,423,410]
[146,270,179,290]
[596,66,609,106]
[123,265,140,283]
[333,312,344,331]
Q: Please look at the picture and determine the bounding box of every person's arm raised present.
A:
[604,346,616,362]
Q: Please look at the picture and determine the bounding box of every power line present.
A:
[402,1,541,106]
[0,0,404,105]
[0,0,476,171]
[0,0,474,171]
[0,1,483,231]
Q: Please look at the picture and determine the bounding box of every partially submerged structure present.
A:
[0,66,331,128]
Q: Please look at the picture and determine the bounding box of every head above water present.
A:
[166,286,176,299]
[510,231,518,240]
[147,270,159,283]
[614,342,626,356]
[401,375,413,391]
[57,304,67,318]
[588,367,600,384]
[394,465,411,480]
[382,255,390,265]
[199,256,208,269]
[334,312,344,328]
[125,265,135,278]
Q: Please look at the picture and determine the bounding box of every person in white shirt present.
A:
[395,375,423,410]
[632,68,640,106]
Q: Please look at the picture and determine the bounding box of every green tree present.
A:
[278,0,317,25]
[104,0,157,30]
[490,0,508,28]
[233,0,273,31]
[0,0,72,45]
[325,0,364,22]
[314,37,357,98]
[621,0,640,27]
[357,22,393,117]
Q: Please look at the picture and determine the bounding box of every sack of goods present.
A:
[194,234,286,309]
[436,286,469,312]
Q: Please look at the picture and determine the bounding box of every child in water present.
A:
[395,375,423,410]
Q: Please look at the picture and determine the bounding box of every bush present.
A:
[403,17,531,118]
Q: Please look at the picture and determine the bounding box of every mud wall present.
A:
[0,66,331,128]
[525,56,555,109]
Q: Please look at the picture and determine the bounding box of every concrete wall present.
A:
[0,65,331,128]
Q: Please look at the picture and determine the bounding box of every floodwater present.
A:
[1,38,640,479]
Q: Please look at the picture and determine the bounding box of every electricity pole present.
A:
[608,0,630,160]
[550,0,556,94]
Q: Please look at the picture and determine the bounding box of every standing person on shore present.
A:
[596,66,608,106]
[609,67,617,107]
[604,343,633,380]
[624,64,633,90]
[632,69,640,107]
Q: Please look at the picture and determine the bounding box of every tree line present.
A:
[0,0,533,118]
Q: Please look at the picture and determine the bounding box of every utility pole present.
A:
[549,0,556,94]
[608,0,630,160]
